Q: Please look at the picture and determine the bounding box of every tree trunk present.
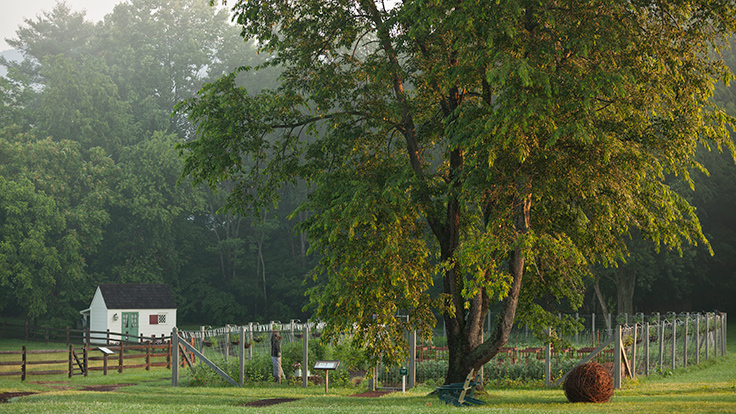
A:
[443,190,531,384]
[593,280,611,330]
[615,270,636,315]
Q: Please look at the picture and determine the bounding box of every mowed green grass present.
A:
[0,325,734,413]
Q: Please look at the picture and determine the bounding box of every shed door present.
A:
[122,312,139,342]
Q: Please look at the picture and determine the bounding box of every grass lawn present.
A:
[0,324,734,413]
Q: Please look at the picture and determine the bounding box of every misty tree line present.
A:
[0,0,312,327]
[0,0,735,329]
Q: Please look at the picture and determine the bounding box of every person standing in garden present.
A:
[271,329,284,383]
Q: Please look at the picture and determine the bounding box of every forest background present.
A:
[0,0,735,329]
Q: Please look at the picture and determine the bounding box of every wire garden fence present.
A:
[173,312,726,389]
[434,311,728,387]
[179,320,324,361]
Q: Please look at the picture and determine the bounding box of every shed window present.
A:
[149,314,166,324]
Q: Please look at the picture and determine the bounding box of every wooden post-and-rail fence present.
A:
[0,342,177,380]
[0,320,173,347]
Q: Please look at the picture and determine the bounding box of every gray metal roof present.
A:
[98,284,176,309]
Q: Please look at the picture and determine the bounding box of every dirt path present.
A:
[240,398,300,407]
[0,392,36,403]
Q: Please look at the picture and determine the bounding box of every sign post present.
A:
[313,360,340,394]
[400,366,408,393]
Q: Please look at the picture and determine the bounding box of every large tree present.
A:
[95,0,255,138]
[0,126,115,324]
[166,1,736,383]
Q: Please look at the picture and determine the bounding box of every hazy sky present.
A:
[1,0,124,52]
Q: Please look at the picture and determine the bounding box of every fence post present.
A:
[190,337,196,364]
[695,315,700,365]
[103,348,108,375]
[713,313,721,358]
[714,315,719,359]
[21,345,26,381]
[69,344,73,378]
[544,326,551,387]
[409,329,416,389]
[199,326,205,353]
[644,322,650,376]
[592,313,596,346]
[172,327,179,386]
[166,339,171,370]
[239,326,245,387]
[658,321,664,370]
[684,314,689,367]
[614,325,621,389]
[146,342,151,371]
[671,317,676,371]
[302,323,309,388]
[119,340,124,373]
[705,314,710,360]
[83,345,88,377]
[225,324,230,363]
[248,323,253,360]
[631,324,637,378]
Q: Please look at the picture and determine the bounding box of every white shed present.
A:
[79,284,177,344]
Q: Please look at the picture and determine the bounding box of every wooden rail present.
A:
[0,343,175,380]
[0,321,172,347]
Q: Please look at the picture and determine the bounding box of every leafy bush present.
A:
[483,357,577,383]
[416,360,448,383]
[280,339,331,375]
[185,354,273,386]
[333,341,369,371]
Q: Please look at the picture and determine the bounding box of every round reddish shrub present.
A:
[563,362,614,403]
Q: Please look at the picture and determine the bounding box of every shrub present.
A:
[185,354,273,386]
[416,360,448,383]
[483,357,578,384]
[333,342,369,371]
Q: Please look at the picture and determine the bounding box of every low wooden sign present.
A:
[97,347,114,355]
[313,360,340,394]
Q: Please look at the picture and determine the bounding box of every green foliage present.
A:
[0,176,81,319]
[0,126,115,320]
[484,358,578,385]
[416,360,449,384]
[0,0,312,325]
[332,341,370,372]
[186,354,272,386]
[35,54,137,158]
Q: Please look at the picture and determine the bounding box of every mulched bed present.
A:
[240,398,299,407]
[0,392,36,403]
[1,382,138,403]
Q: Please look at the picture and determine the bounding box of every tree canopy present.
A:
[178,0,736,382]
